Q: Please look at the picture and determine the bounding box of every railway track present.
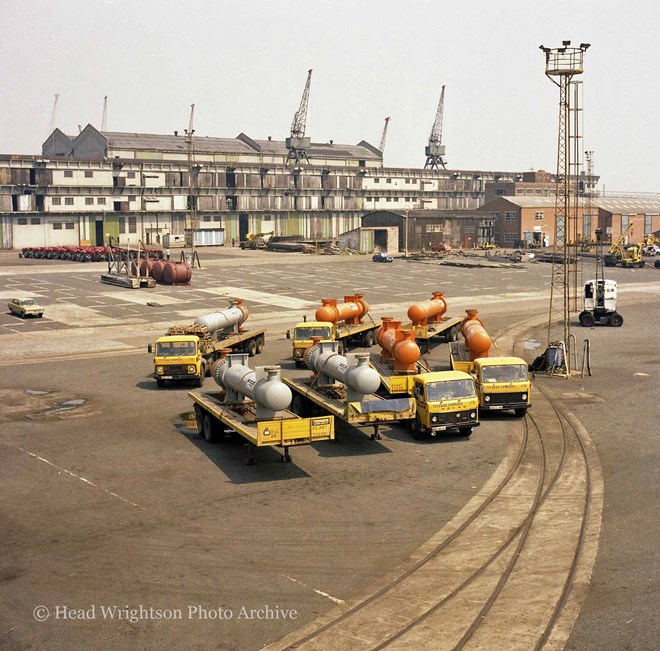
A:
[267,381,603,650]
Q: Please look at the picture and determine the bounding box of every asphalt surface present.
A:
[0,246,658,650]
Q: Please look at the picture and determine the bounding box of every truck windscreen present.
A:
[481,364,528,383]
[295,326,332,340]
[426,379,475,401]
[156,341,197,357]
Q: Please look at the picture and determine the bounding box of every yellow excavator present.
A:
[604,224,646,268]
[240,231,274,250]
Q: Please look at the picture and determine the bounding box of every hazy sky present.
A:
[1,0,658,192]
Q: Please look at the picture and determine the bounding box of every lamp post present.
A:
[404,209,409,257]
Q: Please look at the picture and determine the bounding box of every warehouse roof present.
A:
[483,195,660,214]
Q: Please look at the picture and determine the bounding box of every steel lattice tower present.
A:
[540,41,590,359]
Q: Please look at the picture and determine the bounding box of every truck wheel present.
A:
[246,339,257,357]
[295,360,303,368]
[458,427,473,437]
[410,416,428,440]
[578,311,595,327]
[255,335,265,354]
[449,326,460,342]
[156,377,165,388]
[202,413,218,443]
[363,330,375,347]
[514,408,527,418]
[609,313,624,327]
[194,374,204,388]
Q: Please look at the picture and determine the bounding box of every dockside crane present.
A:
[101,95,108,131]
[49,93,59,134]
[286,69,313,165]
[379,117,390,154]
[424,85,447,170]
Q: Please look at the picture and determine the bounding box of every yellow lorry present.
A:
[449,342,531,417]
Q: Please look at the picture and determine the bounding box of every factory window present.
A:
[359,160,365,167]
[128,216,137,233]
[426,224,443,233]
[65,197,74,205]
[66,223,74,229]
[505,212,518,221]
[52,197,62,205]
[386,178,392,184]
[415,225,423,234]
[84,171,93,178]
[31,217,41,225]
[504,233,517,242]
[366,197,373,202]
[263,214,272,221]
[491,212,500,220]
[18,218,28,225]
[495,189,506,196]
[203,215,211,222]
[386,198,392,202]
[405,179,409,184]
[85,198,94,205]
[118,217,125,234]
[63,170,73,178]
[213,216,221,222]
[534,211,544,220]
[494,233,500,242]
[464,225,475,234]
[53,222,63,230]
[97,198,106,205]
[374,178,380,183]
[644,214,653,234]
[127,171,136,179]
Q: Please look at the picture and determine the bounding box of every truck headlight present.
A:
[470,412,476,418]
[188,365,196,374]
[431,415,438,423]
[484,396,491,402]
[522,394,527,400]
[156,366,164,375]
[295,349,303,357]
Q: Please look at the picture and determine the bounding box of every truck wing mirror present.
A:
[286,330,291,339]
[147,343,153,353]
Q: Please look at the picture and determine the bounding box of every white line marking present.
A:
[13,445,145,510]
[286,576,345,605]
[197,286,317,309]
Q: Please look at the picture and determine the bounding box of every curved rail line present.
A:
[273,381,596,651]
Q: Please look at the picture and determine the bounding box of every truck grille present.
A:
[486,392,526,405]
[432,409,476,426]
[165,365,190,375]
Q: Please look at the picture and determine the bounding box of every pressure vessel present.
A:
[376,318,420,371]
[407,292,447,325]
[315,294,369,325]
[305,345,380,396]
[162,260,192,285]
[214,361,292,413]
[151,259,165,281]
[140,258,153,276]
[461,309,491,360]
[195,300,249,335]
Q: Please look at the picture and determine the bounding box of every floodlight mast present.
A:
[540,41,590,371]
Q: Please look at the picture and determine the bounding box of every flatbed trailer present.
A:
[370,356,431,396]
[334,318,382,349]
[283,376,415,440]
[409,316,463,353]
[189,390,335,464]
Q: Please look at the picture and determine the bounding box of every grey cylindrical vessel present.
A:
[306,346,380,395]
[214,361,291,412]
[194,301,248,335]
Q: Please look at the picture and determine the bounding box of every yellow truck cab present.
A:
[151,335,205,387]
[287,321,334,367]
[450,349,531,417]
[409,370,479,439]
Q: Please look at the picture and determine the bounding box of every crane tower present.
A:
[424,85,447,170]
[286,69,313,165]
[540,40,590,371]
[379,117,390,153]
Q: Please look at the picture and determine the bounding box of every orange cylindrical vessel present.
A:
[407,292,447,326]
[162,260,192,285]
[315,294,369,325]
[461,309,491,360]
[377,318,420,372]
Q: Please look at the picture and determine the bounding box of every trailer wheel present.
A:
[291,394,308,417]
[202,413,218,443]
[609,313,624,327]
[449,325,460,342]
[194,404,204,434]
[363,330,375,347]
[578,311,596,327]
[255,335,265,354]
[246,339,257,357]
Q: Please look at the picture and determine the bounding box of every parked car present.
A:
[8,297,44,318]
[372,252,394,263]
